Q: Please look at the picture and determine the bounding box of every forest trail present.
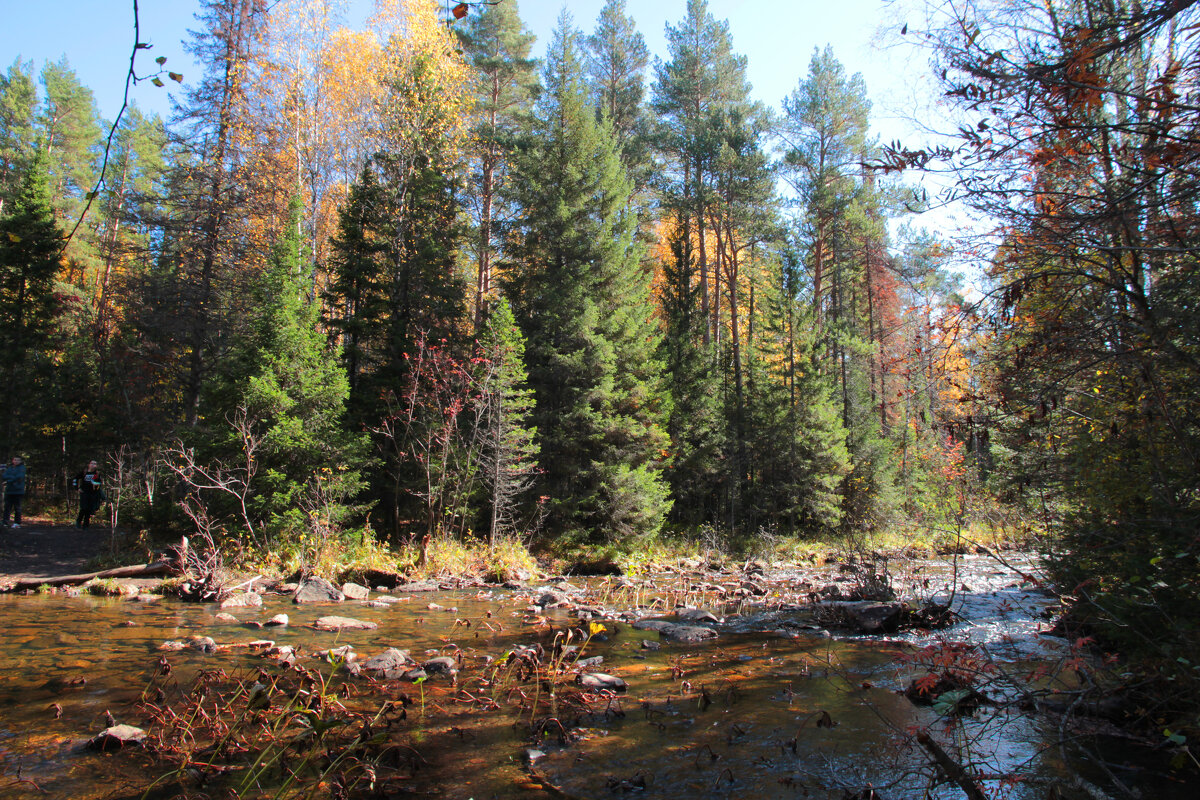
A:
[0,518,111,584]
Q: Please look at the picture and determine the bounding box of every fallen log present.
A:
[916,730,988,800]
[1,559,176,592]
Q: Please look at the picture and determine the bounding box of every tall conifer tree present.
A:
[455,0,538,328]
[583,0,650,182]
[505,13,669,544]
[0,152,62,449]
[0,60,37,212]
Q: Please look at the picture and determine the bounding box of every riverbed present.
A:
[0,553,1189,799]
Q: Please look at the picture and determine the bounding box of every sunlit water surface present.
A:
[0,555,1189,799]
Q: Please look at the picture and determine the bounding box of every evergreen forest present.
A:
[2,0,1199,729]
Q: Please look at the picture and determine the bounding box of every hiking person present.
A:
[74,460,104,529]
[2,456,25,528]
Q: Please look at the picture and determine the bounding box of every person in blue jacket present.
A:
[3,456,26,528]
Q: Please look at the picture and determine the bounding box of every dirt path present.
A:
[0,515,113,584]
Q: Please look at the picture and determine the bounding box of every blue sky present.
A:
[0,0,934,143]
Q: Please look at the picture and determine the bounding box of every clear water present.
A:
[0,556,1189,799]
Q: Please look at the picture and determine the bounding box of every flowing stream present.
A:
[0,554,1190,799]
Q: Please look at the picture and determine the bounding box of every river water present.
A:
[0,554,1189,799]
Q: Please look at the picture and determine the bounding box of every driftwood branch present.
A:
[1,560,176,592]
[915,730,988,800]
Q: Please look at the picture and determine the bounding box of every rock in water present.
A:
[264,614,289,627]
[538,590,570,608]
[293,577,345,604]
[422,656,457,676]
[361,648,414,679]
[844,602,903,634]
[395,580,439,593]
[575,673,626,692]
[87,725,146,751]
[659,624,717,643]
[219,592,262,608]
[312,616,378,631]
[341,582,370,600]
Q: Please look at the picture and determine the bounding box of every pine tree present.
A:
[652,0,753,345]
[455,0,538,328]
[505,13,670,544]
[781,47,899,533]
[37,58,101,220]
[583,0,650,179]
[171,0,269,427]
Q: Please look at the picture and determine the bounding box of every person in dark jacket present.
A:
[74,460,103,529]
[2,456,25,528]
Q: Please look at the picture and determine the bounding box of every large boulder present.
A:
[293,577,345,604]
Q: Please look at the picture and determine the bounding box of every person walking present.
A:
[74,460,103,530]
[2,456,25,528]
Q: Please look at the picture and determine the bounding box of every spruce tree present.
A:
[0,151,60,377]
[0,59,37,211]
[326,158,467,536]
[236,196,368,537]
[504,13,670,544]
[476,298,539,545]
[659,230,726,527]
[0,152,62,449]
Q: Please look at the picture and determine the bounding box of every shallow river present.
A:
[0,554,1189,799]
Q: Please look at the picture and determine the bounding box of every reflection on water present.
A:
[0,556,1191,799]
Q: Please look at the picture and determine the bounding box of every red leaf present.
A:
[452,3,468,19]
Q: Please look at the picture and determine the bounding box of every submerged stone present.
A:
[395,580,439,593]
[537,590,570,608]
[631,619,673,633]
[312,616,377,631]
[219,592,262,608]
[659,624,717,643]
